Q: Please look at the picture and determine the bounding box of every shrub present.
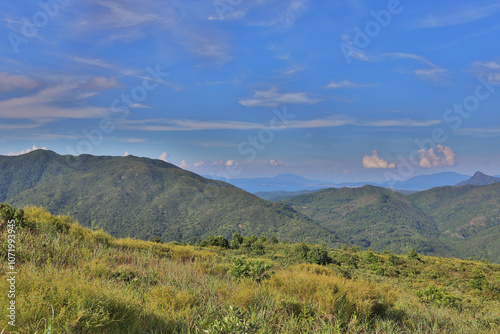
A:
[229,258,274,283]
[231,233,243,249]
[363,250,379,264]
[294,243,310,260]
[306,245,332,265]
[201,306,258,334]
[417,283,460,308]
[407,248,420,261]
[469,269,486,290]
[0,203,32,229]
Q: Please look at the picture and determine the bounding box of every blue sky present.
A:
[1,0,500,182]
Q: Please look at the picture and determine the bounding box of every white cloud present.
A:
[6,145,47,156]
[419,145,456,168]
[179,160,188,168]
[159,152,170,162]
[239,87,320,108]
[269,159,279,166]
[194,161,205,167]
[124,151,129,156]
[362,150,396,169]
[225,160,235,166]
[0,72,38,92]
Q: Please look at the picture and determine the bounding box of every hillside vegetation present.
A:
[284,184,500,262]
[1,204,499,333]
[0,150,334,245]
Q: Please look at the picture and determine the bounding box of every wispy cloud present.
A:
[388,52,447,82]
[456,127,500,137]
[82,76,123,90]
[0,72,38,92]
[0,120,46,130]
[417,4,500,28]
[118,114,441,132]
[120,138,147,143]
[325,80,376,89]
[239,87,320,107]
[282,65,307,75]
[74,0,177,36]
[247,0,309,27]
[0,85,108,120]
[474,59,500,84]
[474,60,500,70]
[346,50,447,82]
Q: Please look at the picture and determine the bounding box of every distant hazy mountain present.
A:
[384,172,470,190]
[213,172,470,193]
[456,171,500,187]
[0,151,334,244]
[207,173,335,193]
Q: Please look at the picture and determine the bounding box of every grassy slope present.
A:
[1,205,499,333]
[0,150,334,244]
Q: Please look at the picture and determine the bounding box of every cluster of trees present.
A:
[196,233,279,251]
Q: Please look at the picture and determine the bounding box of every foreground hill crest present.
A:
[0,150,334,244]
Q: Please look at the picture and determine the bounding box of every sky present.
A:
[1,0,500,182]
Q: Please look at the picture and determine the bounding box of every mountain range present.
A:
[1,150,499,262]
[283,183,500,262]
[217,172,472,194]
[0,150,334,244]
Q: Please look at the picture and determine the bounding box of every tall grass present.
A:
[0,205,498,333]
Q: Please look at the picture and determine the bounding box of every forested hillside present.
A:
[0,150,334,244]
[285,184,500,262]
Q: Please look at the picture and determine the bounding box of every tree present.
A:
[231,232,243,249]
[307,245,332,265]
[208,235,230,248]
[407,248,420,261]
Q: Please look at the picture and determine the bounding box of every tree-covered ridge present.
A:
[0,204,499,333]
[0,150,334,244]
[284,184,500,262]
